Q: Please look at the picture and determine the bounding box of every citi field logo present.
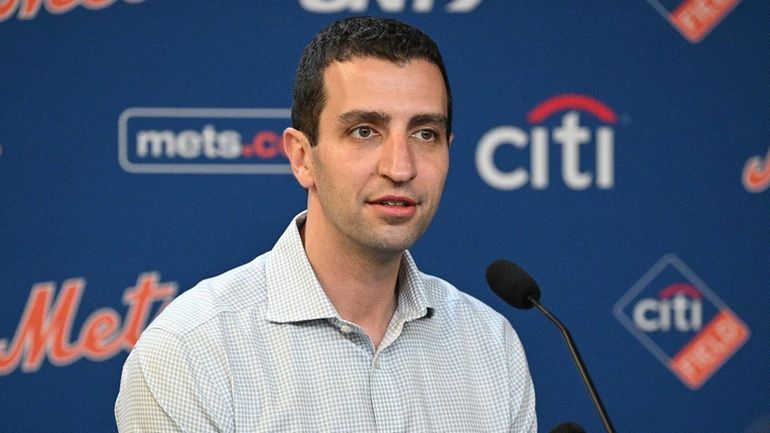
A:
[0,273,177,375]
[0,0,144,22]
[613,254,750,389]
[476,94,618,190]
[298,0,481,13]
[119,108,292,175]
[742,145,770,193]
[644,0,741,43]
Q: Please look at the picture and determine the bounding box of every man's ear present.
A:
[283,127,315,189]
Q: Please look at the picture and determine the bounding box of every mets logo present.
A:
[0,0,144,22]
[0,273,176,375]
[613,254,750,389]
[476,93,618,191]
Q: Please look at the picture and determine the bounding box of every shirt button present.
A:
[339,324,352,334]
[373,358,381,369]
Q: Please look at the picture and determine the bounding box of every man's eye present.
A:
[351,126,374,139]
[414,129,437,141]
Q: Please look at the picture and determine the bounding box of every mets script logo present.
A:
[476,94,618,191]
[298,0,481,13]
[119,107,292,175]
[613,254,750,389]
[0,0,144,22]
[0,273,176,375]
[644,0,741,43]
[742,145,770,193]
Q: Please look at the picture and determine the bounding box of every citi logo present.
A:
[118,108,292,175]
[614,254,750,389]
[0,0,144,22]
[476,94,618,191]
[632,283,702,333]
[298,0,481,13]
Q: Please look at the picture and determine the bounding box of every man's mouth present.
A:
[368,196,418,208]
[367,196,419,218]
[378,200,412,207]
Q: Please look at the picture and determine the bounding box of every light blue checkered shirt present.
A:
[115,212,537,432]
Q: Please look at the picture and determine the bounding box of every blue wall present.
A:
[1,1,768,432]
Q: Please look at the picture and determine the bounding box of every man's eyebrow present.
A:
[338,110,391,126]
[337,111,447,130]
[407,113,448,131]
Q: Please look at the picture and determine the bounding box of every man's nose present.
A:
[378,133,417,183]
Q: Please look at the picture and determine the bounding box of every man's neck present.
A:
[300,217,402,349]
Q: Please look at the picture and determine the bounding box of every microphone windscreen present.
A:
[549,422,587,433]
[485,259,541,309]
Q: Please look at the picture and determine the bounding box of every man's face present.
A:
[301,57,450,258]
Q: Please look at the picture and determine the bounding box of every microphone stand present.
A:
[529,296,617,433]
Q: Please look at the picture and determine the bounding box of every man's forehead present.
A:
[321,57,447,102]
[322,56,442,83]
[315,57,449,136]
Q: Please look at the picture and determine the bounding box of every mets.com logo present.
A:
[119,108,292,175]
[613,254,750,389]
[476,94,618,190]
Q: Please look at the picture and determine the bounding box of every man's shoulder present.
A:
[417,271,524,362]
[146,251,271,337]
[419,272,508,327]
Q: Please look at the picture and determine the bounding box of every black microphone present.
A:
[549,421,587,433]
[485,259,617,433]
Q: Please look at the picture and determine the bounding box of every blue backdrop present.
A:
[1,1,768,432]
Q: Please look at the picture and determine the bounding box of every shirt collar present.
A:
[265,211,434,324]
[395,251,434,322]
[265,211,339,323]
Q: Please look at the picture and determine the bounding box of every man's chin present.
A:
[363,229,424,256]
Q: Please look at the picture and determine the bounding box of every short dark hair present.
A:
[291,16,452,146]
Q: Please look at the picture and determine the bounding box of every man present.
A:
[115,16,536,432]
